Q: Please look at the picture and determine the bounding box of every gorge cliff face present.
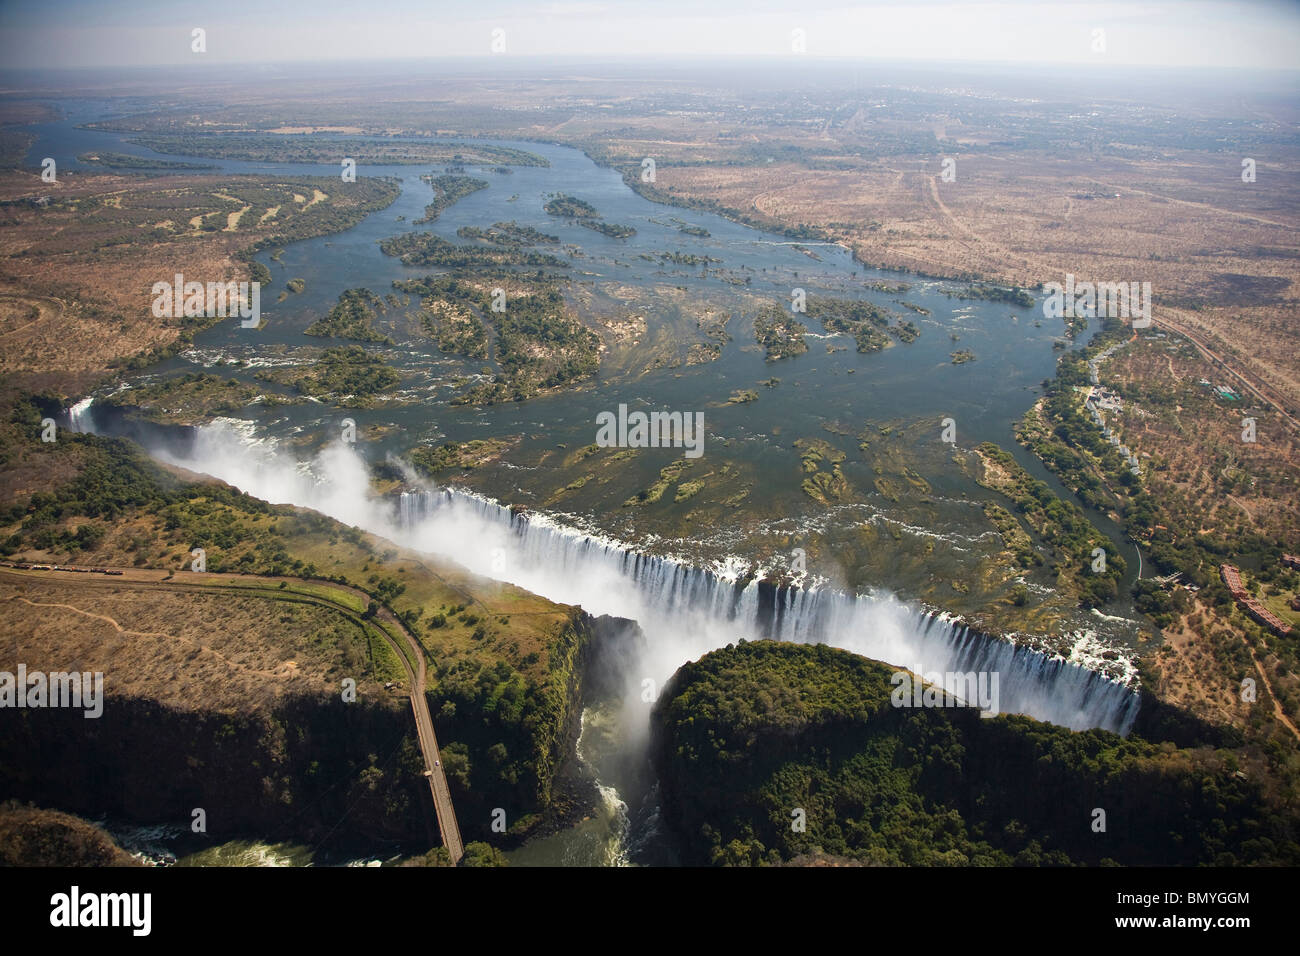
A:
[0,693,428,851]
[425,609,645,845]
[2,610,647,855]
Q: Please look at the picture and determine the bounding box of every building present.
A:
[1221,564,1245,596]
[1093,389,1123,412]
[1243,601,1292,637]
[1221,564,1292,637]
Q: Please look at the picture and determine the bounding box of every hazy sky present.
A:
[1,0,1297,70]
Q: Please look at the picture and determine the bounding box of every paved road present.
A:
[0,564,464,863]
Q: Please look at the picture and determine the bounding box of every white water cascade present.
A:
[82,416,1139,736]
[67,396,94,433]
[397,488,1140,735]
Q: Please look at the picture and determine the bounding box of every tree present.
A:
[441,741,471,790]
[459,842,507,867]
[711,838,766,867]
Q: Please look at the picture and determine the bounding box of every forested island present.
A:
[100,132,549,167]
[457,222,560,246]
[416,174,489,223]
[379,231,568,270]
[304,288,394,344]
[543,194,600,218]
[78,151,215,170]
[542,193,635,238]
[652,641,1299,866]
[943,284,1035,308]
[752,307,808,361]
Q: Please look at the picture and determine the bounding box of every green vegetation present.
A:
[977,442,1124,606]
[653,641,1300,866]
[409,439,514,477]
[432,312,488,359]
[224,177,401,246]
[0,399,592,846]
[117,133,548,167]
[460,286,599,405]
[1016,322,1191,576]
[801,295,917,353]
[416,174,490,223]
[401,840,507,867]
[891,320,921,343]
[1018,342,1142,518]
[674,480,705,502]
[379,232,567,271]
[304,288,393,344]
[1017,321,1245,597]
[540,192,633,236]
[100,373,260,424]
[951,350,976,364]
[659,250,720,267]
[77,151,214,171]
[257,345,399,405]
[396,276,491,359]
[543,194,599,218]
[1018,319,1300,726]
[2,403,320,573]
[624,460,691,507]
[7,174,397,380]
[456,222,559,247]
[423,612,598,844]
[943,284,1035,307]
[396,275,598,401]
[459,842,509,866]
[753,307,807,361]
[982,501,1038,569]
[0,129,36,169]
[579,219,636,239]
[286,278,306,294]
[796,439,848,504]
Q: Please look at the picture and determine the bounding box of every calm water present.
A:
[30,102,1135,598]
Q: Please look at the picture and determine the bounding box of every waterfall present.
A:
[67,397,94,433]
[104,418,1137,736]
[396,488,1140,735]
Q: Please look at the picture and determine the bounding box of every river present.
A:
[29,97,1148,865]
